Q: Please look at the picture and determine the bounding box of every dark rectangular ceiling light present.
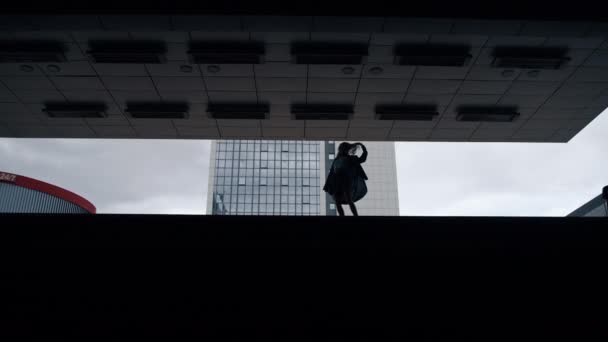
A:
[188,41,265,64]
[492,47,570,69]
[456,107,520,122]
[394,44,472,67]
[291,104,354,120]
[291,42,368,65]
[0,40,67,63]
[375,105,439,121]
[126,103,189,119]
[87,41,168,64]
[43,103,107,118]
[207,103,269,119]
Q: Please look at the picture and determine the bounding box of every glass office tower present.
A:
[207,140,325,215]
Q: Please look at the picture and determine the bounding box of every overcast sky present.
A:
[1,110,607,216]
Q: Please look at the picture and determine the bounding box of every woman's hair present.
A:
[337,142,358,156]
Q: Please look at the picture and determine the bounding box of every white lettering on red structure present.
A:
[0,172,17,183]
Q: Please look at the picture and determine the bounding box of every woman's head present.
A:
[338,142,357,156]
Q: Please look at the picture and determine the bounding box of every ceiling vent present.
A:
[291,104,354,120]
[456,106,520,122]
[492,47,570,69]
[0,40,67,63]
[188,41,265,64]
[87,41,167,64]
[43,103,107,118]
[291,42,368,65]
[126,103,189,119]
[394,44,472,67]
[375,105,439,121]
[207,103,269,119]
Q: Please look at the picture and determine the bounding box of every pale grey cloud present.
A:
[0,139,211,214]
[395,109,608,216]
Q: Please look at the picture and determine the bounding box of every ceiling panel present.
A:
[408,80,460,94]
[102,77,156,90]
[356,92,404,104]
[205,77,256,92]
[257,92,306,104]
[254,63,307,78]
[256,78,307,92]
[13,89,65,103]
[38,61,96,76]
[307,78,358,93]
[146,63,201,77]
[358,78,409,93]
[307,92,356,104]
[153,77,206,91]
[207,91,258,103]
[159,90,208,103]
[458,81,511,94]
[1,76,55,90]
[52,76,105,90]
[201,64,254,77]
[309,65,362,79]
[110,90,160,104]
[61,90,116,103]
[94,64,148,76]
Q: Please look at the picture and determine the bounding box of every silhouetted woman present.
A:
[323,142,368,216]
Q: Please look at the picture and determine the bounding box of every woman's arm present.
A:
[356,143,367,163]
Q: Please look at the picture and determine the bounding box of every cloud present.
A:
[395,109,608,216]
[0,138,211,214]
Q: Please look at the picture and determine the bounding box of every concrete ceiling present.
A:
[0,15,607,142]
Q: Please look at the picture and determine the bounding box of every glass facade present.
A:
[211,140,322,216]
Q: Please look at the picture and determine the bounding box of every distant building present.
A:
[207,140,399,216]
[0,171,96,214]
[568,186,608,217]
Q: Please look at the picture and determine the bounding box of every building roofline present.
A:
[0,171,96,214]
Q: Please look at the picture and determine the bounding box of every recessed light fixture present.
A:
[456,106,520,122]
[0,40,67,63]
[527,70,540,78]
[375,105,438,121]
[188,41,265,64]
[369,66,383,75]
[19,64,34,72]
[341,66,355,75]
[43,102,108,118]
[86,40,168,64]
[291,104,354,120]
[46,64,61,73]
[291,42,368,65]
[491,46,570,69]
[394,44,472,67]
[207,65,221,73]
[501,69,515,77]
[207,103,269,119]
[179,65,193,73]
[126,103,190,119]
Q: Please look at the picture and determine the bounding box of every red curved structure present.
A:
[0,171,96,214]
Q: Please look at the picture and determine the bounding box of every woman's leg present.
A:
[333,195,345,216]
[345,190,358,216]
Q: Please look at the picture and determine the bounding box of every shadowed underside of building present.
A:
[1,10,607,142]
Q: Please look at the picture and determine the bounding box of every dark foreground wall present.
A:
[2,215,607,340]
